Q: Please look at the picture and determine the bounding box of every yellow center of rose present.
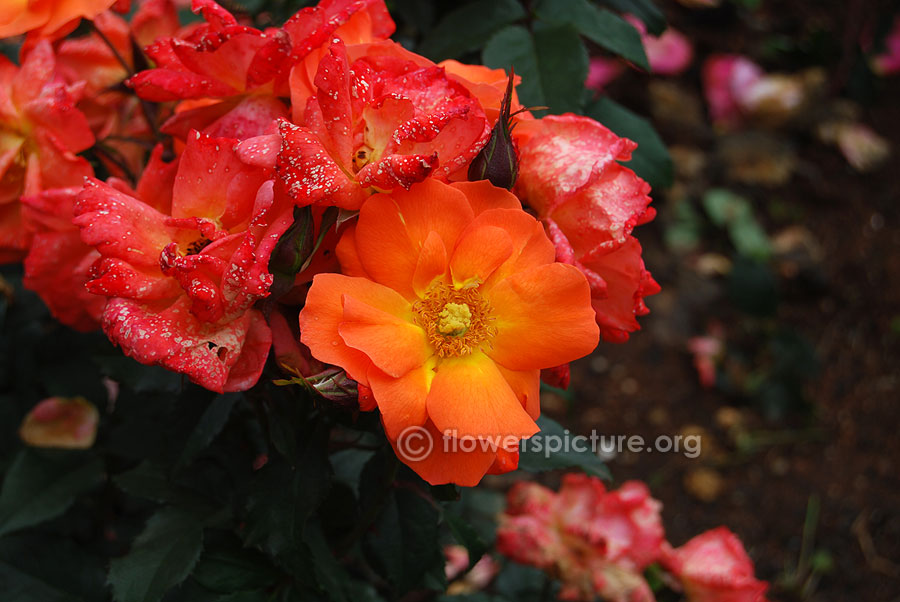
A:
[437,302,471,336]
[414,283,496,357]
[352,144,374,172]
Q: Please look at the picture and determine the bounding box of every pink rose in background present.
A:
[497,475,664,601]
[586,57,625,93]
[662,527,769,602]
[443,545,499,595]
[584,16,693,93]
[872,16,900,75]
[625,15,693,76]
[703,54,816,128]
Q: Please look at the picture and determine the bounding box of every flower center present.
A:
[437,302,471,336]
[352,144,374,172]
[414,284,496,358]
[186,236,212,255]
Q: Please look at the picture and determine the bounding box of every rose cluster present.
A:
[497,474,770,602]
[1,0,658,485]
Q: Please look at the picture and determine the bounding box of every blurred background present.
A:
[540,2,900,600]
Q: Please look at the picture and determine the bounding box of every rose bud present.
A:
[468,71,519,189]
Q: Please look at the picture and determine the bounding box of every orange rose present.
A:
[298,179,599,485]
[0,0,117,39]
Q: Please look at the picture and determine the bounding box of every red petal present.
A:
[102,297,269,393]
[276,119,365,209]
[356,153,437,191]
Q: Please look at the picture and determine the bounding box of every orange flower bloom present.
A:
[299,179,599,485]
[0,0,117,39]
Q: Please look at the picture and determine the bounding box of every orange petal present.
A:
[338,294,429,378]
[299,274,410,385]
[391,179,474,248]
[368,359,435,440]
[353,195,418,298]
[412,230,448,296]
[463,208,555,289]
[426,352,538,440]
[450,224,513,286]
[450,180,521,214]
[389,419,497,486]
[486,447,520,475]
[496,364,541,420]
[354,180,474,298]
[487,263,599,371]
[334,224,370,278]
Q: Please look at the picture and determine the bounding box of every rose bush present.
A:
[0,2,775,602]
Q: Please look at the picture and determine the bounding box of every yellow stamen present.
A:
[413,284,495,357]
[437,302,471,336]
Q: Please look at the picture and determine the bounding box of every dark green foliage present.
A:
[0,450,104,538]
[417,0,526,62]
[484,24,588,115]
[517,416,611,480]
[534,0,649,70]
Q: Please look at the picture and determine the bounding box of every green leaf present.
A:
[417,0,526,61]
[108,508,206,602]
[365,487,444,595]
[93,355,182,394]
[213,592,269,602]
[242,427,330,558]
[0,534,107,602]
[728,255,778,317]
[192,532,280,594]
[330,448,373,498]
[702,188,749,226]
[517,416,611,480]
[0,561,79,602]
[176,394,239,469]
[535,0,649,70]
[444,511,487,570]
[664,199,703,253]
[112,462,219,510]
[494,561,551,601]
[599,0,666,35]
[0,450,104,537]
[303,522,349,602]
[456,489,505,546]
[702,189,771,261]
[483,25,588,114]
[585,97,673,190]
[341,581,385,602]
[112,462,173,503]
